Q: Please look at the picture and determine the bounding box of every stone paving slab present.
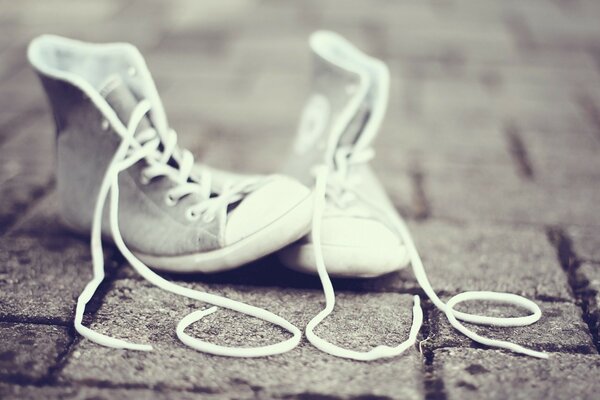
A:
[192,132,296,175]
[569,228,600,263]
[401,221,572,300]
[0,195,118,324]
[0,0,161,51]
[578,263,600,349]
[517,125,600,170]
[1,0,599,398]
[0,112,54,233]
[0,384,231,400]
[229,29,315,76]
[59,279,423,398]
[0,322,71,383]
[161,71,307,129]
[425,161,600,227]
[426,300,596,354]
[0,68,47,115]
[434,348,600,400]
[0,42,29,84]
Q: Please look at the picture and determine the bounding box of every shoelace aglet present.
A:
[77,325,153,351]
[519,347,549,359]
[124,343,154,352]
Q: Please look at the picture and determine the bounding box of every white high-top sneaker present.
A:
[28,35,310,357]
[279,31,548,361]
[279,32,408,278]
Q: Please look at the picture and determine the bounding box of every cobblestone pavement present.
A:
[1,1,600,399]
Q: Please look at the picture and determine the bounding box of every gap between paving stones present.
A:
[547,227,600,353]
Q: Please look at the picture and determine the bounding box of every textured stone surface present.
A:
[0,384,231,400]
[425,162,600,227]
[60,279,423,398]
[153,219,572,300]
[116,251,420,295]
[427,300,596,354]
[0,323,71,382]
[569,227,600,263]
[405,221,572,300]
[0,112,54,233]
[578,263,600,349]
[435,348,600,400]
[0,196,118,323]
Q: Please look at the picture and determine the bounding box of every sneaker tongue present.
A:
[98,75,152,133]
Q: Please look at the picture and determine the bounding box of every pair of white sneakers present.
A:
[28,32,547,360]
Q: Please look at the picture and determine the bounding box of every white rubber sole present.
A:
[279,241,410,278]
[133,193,314,273]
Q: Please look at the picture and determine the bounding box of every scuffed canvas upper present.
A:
[29,35,306,257]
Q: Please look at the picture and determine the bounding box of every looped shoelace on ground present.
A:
[74,99,302,357]
[307,146,549,361]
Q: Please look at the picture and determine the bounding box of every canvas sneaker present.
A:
[279,33,408,278]
[28,35,310,357]
[279,31,548,361]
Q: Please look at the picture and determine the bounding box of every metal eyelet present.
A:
[101,119,110,131]
[185,209,200,221]
[164,193,177,206]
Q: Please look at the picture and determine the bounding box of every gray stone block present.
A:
[116,254,421,296]
[60,279,424,399]
[569,228,600,262]
[0,196,118,323]
[0,322,71,382]
[0,384,235,400]
[426,300,595,354]
[434,348,600,400]
[145,220,571,301]
[0,113,54,233]
[405,221,572,300]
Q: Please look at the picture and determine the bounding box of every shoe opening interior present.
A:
[28,35,167,132]
[28,35,147,96]
[310,31,389,149]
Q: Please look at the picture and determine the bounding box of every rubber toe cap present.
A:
[224,176,311,245]
[313,216,400,249]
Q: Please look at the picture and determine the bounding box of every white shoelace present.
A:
[74,99,302,357]
[307,146,549,361]
[73,98,548,360]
